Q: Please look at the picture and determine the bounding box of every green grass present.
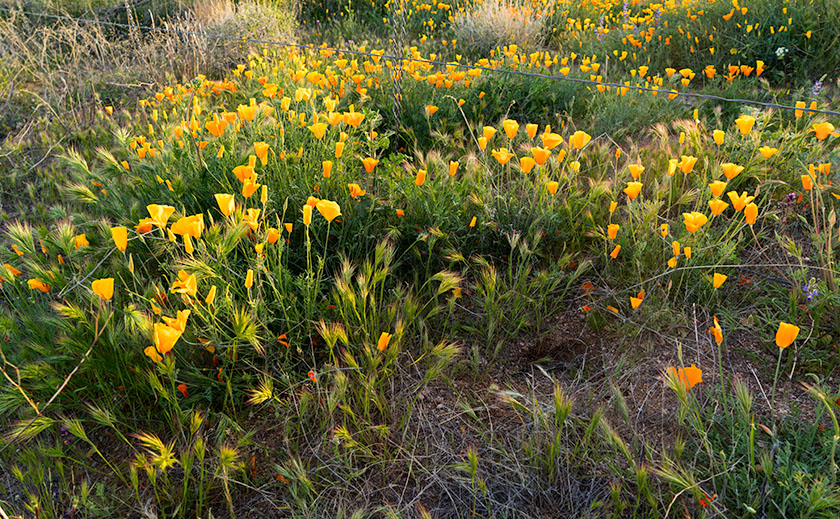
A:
[1,0,840,517]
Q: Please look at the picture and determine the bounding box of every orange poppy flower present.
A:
[27,278,50,293]
[810,122,835,140]
[147,205,175,229]
[775,322,800,349]
[630,289,645,309]
[171,270,197,297]
[727,191,754,211]
[682,212,708,233]
[710,316,723,344]
[309,123,328,140]
[153,322,182,355]
[362,157,378,173]
[449,161,459,177]
[377,332,393,351]
[481,126,497,142]
[348,183,366,198]
[215,193,235,216]
[531,146,551,165]
[74,234,90,249]
[667,364,703,390]
[708,199,729,216]
[502,119,519,139]
[744,203,758,225]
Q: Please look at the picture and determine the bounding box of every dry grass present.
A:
[0,0,294,143]
[451,0,546,57]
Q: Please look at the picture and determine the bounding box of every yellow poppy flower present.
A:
[91,278,114,301]
[111,226,128,252]
[628,164,645,179]
[568,130,592,150]
[254,141,269,165]
[530,146,551,166]
[708,199,729,216]
[146,205,175,228]
[734,115,755,135]
[758,146,777,158]
[491,148,514,165]
[316,200,341,222]
[520,156,536,174]
[153,322,182,355]
[215,194,235,216]
[720,163,744,180]
[171,270,197,297]
[502,119,519,139]
[623,181,643,200]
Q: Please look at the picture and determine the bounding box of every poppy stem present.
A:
[770,347,783,422]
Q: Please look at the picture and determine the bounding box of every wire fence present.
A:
[1,5,839,118]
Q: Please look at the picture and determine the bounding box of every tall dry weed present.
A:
[0,0,294,141]
[451,0,546,57]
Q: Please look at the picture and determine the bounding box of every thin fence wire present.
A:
[1,6,839,118]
